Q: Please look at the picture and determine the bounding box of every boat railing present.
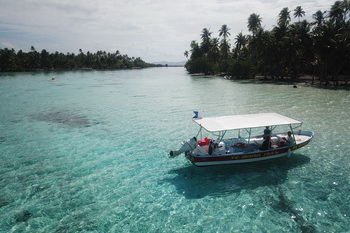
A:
[192,130,313,157]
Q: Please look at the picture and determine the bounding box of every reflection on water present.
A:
[166,154,316,232]
[166,154,310,199]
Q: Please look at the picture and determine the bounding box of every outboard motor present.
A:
[169,137,197,158]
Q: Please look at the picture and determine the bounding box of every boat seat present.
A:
[193,145,209,156]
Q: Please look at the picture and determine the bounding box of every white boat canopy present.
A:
[193,113,302,132]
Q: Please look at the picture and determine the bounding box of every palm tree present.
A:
[278,7,291,27]
[184,51,189,59]
[189,40,201,60]
[209,38,220,64]
[247,13,262,36]
[294,6,305,22]
[200,28,212,54]
[312,10,325,26]
[285,20,312,79]
[219,24,231,40]
[220,40,230,59]
[329,1,345,23]
[219,25,231,60]
[234,32,247,57]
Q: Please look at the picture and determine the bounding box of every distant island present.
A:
[184,0,350,86]
[152,61,186,67]
[0,47,160,72]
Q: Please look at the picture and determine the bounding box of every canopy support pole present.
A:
[289,124,296,142]
[247,128,252,143]
[195,126,202,139]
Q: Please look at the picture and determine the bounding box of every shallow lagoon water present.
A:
[0,68,349,232]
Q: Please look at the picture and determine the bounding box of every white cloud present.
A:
[0,0,333,62]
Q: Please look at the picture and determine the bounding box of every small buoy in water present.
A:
[293,85,297,88]
[51,78,56,81]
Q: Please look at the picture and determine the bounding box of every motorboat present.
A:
[169,112,314,167]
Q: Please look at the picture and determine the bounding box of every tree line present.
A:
[184,0,350,85]
[0,47,157,72]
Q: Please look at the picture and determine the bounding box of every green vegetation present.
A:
[0,47,156,72]
[185,0,350,85]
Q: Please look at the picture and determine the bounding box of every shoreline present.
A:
[253,74,350,87]
[192,73,350,88]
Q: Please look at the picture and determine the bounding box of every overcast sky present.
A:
[0,0,333,63]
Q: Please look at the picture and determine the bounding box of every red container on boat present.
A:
[198,137,210,146]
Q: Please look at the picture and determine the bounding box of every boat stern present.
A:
[169,137,197,158]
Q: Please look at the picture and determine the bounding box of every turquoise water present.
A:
[0,68,349,232]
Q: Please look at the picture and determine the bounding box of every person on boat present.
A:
[260,136,272,150]
[264,126,271,138]
[208,140,219,155]
[278,131,295,146]
[285,131,295,144]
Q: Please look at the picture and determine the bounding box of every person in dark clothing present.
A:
[264,126,271,138]
[260,136,272,150]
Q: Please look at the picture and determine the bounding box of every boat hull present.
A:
[188,138,312,167]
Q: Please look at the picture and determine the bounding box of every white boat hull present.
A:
[188,131,313,167]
